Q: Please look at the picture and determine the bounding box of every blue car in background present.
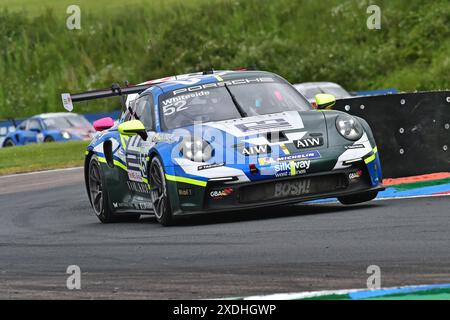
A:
[2,112,95,147]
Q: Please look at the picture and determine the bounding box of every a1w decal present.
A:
[240,144,271,156]
[294,137,323,149]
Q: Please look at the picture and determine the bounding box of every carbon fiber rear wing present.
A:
[61,83,153,112]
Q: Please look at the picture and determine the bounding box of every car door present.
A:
[23,119,44,144]
[123,94,157,206]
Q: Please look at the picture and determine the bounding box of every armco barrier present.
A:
[335,91,450,178]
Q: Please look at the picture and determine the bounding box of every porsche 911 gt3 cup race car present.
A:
[1,113,95,147]
[62,70,384,226]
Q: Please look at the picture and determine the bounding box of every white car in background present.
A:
[294,82,352,108]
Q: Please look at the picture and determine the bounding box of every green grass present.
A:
[0,0,449,119]
[0,141,89,175]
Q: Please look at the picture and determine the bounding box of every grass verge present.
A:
[0,141,88,175]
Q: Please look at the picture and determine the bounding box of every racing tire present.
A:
[3,139,15,147]
[149,156,174,226]
[44,136,55,143]
[338,191,378,205]
[88,155,140,223]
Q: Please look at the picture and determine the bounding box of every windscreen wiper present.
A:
[224,83,248,117]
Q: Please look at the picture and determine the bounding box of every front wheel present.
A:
[338,191,378,205]
[149,156,174,226]
[3,139,15,147]
[88,155,140,223]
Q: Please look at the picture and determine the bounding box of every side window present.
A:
[27,119,42,132]
[133,95,154,130]
[18,120,28,130]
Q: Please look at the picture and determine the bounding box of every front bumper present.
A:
[168,164,384,216]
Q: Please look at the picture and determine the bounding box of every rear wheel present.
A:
[3,139,15,147]
[88,155,140,223]
[338,191,378,205]
[44,136,54,143]
[149,156,174,226]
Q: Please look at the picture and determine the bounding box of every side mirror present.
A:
[118,120,148,141]
[93,117,115,132]
[315,93,336,110]
[29,128,41,133]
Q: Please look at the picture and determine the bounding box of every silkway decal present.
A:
[275,160,311,177]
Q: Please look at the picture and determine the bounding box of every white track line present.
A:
[0,166,83,179]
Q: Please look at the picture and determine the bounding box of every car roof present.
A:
[144,70,282,94]
[294,82,344,89]
[33,112,80,119]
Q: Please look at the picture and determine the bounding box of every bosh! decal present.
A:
[274,179,311,198]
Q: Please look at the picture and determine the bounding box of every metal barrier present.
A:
[335,91,450,178]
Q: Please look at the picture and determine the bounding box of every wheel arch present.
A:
[84,150,95,206]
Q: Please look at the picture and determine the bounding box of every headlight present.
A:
[61,131,71,139]
[180,137,213,162]
[335,115,363,140]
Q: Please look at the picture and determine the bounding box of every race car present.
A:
[293,82,352,107]
[62,70,384,226]
[2,112,95,147]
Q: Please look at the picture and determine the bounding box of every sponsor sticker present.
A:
[274,179,311,198]
[345,144,365,149]
[178,188,193,196]
[277,150,321,162]
[210,187,234,199]
[197,162,225,171]
[274,160,310,177]
[349,169,363,180]
[294,137,323,149]
[258,157,276,166]
[235,118,291,133]
[239,144,271,156]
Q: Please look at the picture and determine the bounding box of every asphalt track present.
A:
[0,168,449,299]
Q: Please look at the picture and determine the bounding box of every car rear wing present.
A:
[61,83,154,112]
[0,118,18,128]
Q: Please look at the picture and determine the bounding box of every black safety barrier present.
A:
[334,91,450,178]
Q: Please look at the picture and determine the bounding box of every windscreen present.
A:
[159,76,311,130]
[43,115,91,130]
